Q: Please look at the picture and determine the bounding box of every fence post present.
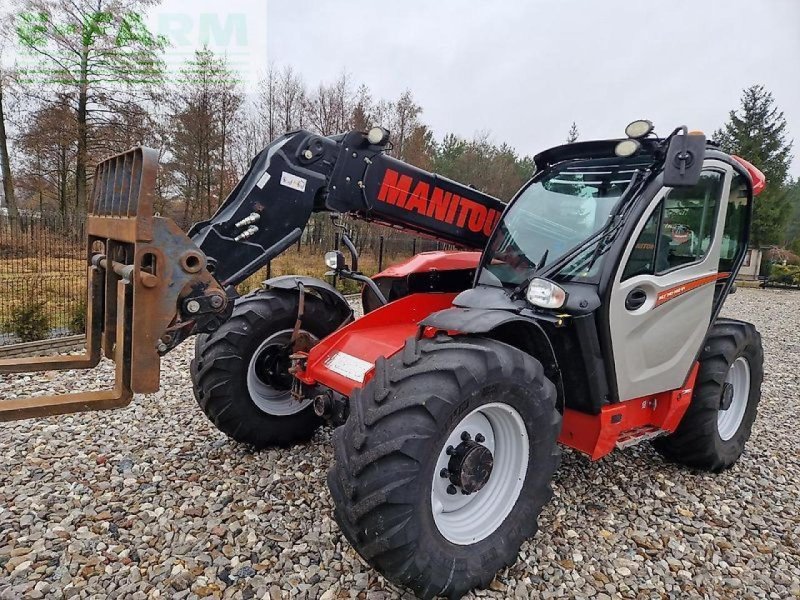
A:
[266,261,271,280]
[412,238,417,256]
[378,236,384,272]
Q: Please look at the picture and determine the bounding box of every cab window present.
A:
[718,174,749,273]
[622,171,724,280]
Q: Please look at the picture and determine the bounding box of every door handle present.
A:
[625,288,648,311]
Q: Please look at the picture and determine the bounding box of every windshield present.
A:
[480,157,648,287]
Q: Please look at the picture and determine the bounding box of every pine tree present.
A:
[566,122,579,143]
[785,180,800,252]
[715,85,794,245]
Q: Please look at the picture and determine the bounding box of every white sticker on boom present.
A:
[323,352,374,383]
[280,171,307,192]
[255,170,271,189]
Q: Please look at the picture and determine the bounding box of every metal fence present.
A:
[0,212,87,345]
[0,212,450,345]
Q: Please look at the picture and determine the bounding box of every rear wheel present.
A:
[653,319,763,472]
[328,335,561,599]
[191,289,345,448]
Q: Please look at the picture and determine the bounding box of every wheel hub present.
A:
[717,356,751,441]
[254,343,293,390]
[431,404,529,545]
[720,382,735,411]
[246,329,319,416]
[446,437,493,494]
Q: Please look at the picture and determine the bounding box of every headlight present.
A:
[525,278,567,309]
[324,251,344,270]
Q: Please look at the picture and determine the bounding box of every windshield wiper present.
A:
[585,169,645,271]
[510,248,550,299]
[536,248,549,272]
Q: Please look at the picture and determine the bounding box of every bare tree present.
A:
[17,98,77,219]
[350,84,373,132]
[276,65,306,134]
[12,0,165,213]
[391,90,422,160]
[168,49,243,227]
[0,61,19,220]
[256,63,279,145]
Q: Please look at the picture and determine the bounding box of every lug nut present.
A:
[446,445,455,456]
[439,468,449,479]
[461,431,471,441]
[446,485,457,495]
[186,300,201,314]
[475,433,486,443]
[209,294,224,309]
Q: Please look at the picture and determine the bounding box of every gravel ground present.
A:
[1,287,799,599]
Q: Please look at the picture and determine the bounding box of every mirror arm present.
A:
[340,233,359,273]
[341,269,388,306]
[677,125,690,176]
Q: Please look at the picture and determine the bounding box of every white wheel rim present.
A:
[430,403,529,545]
[246,329,316,416]
[717,356,751,441]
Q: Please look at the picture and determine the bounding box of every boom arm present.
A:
[188,129,505,288]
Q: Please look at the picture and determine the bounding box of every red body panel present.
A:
[732,155,766,196]
[373,251,482,279]
[298,290,700,461]
[559,362,699,460]
[299,293,456,396]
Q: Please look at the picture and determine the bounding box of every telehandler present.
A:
[0,120,766,599]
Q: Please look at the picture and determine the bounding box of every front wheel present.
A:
[328,336,561,599]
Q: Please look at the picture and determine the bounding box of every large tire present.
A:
[191,289,345,448]
[328,335,561,599]
[653,319,763,472]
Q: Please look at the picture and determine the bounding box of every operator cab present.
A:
[454,121,762,415]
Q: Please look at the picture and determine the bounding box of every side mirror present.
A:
[663,131,706,187]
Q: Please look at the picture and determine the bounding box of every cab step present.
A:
[616,425,667,449]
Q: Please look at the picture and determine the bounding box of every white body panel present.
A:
[609,161,734,401]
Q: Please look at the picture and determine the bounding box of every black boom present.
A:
[189,130,505,287]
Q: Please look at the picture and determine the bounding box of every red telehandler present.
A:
[0,121,766,598]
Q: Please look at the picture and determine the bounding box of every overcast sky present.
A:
[153,0,797,177]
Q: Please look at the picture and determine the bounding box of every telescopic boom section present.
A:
[189,129,504,286]
[0,129,504,420]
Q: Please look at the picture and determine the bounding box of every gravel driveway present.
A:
[1,288,799,599]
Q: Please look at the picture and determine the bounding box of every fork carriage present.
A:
[0,147,223,420]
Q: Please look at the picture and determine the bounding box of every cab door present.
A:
[608,161,734,401]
